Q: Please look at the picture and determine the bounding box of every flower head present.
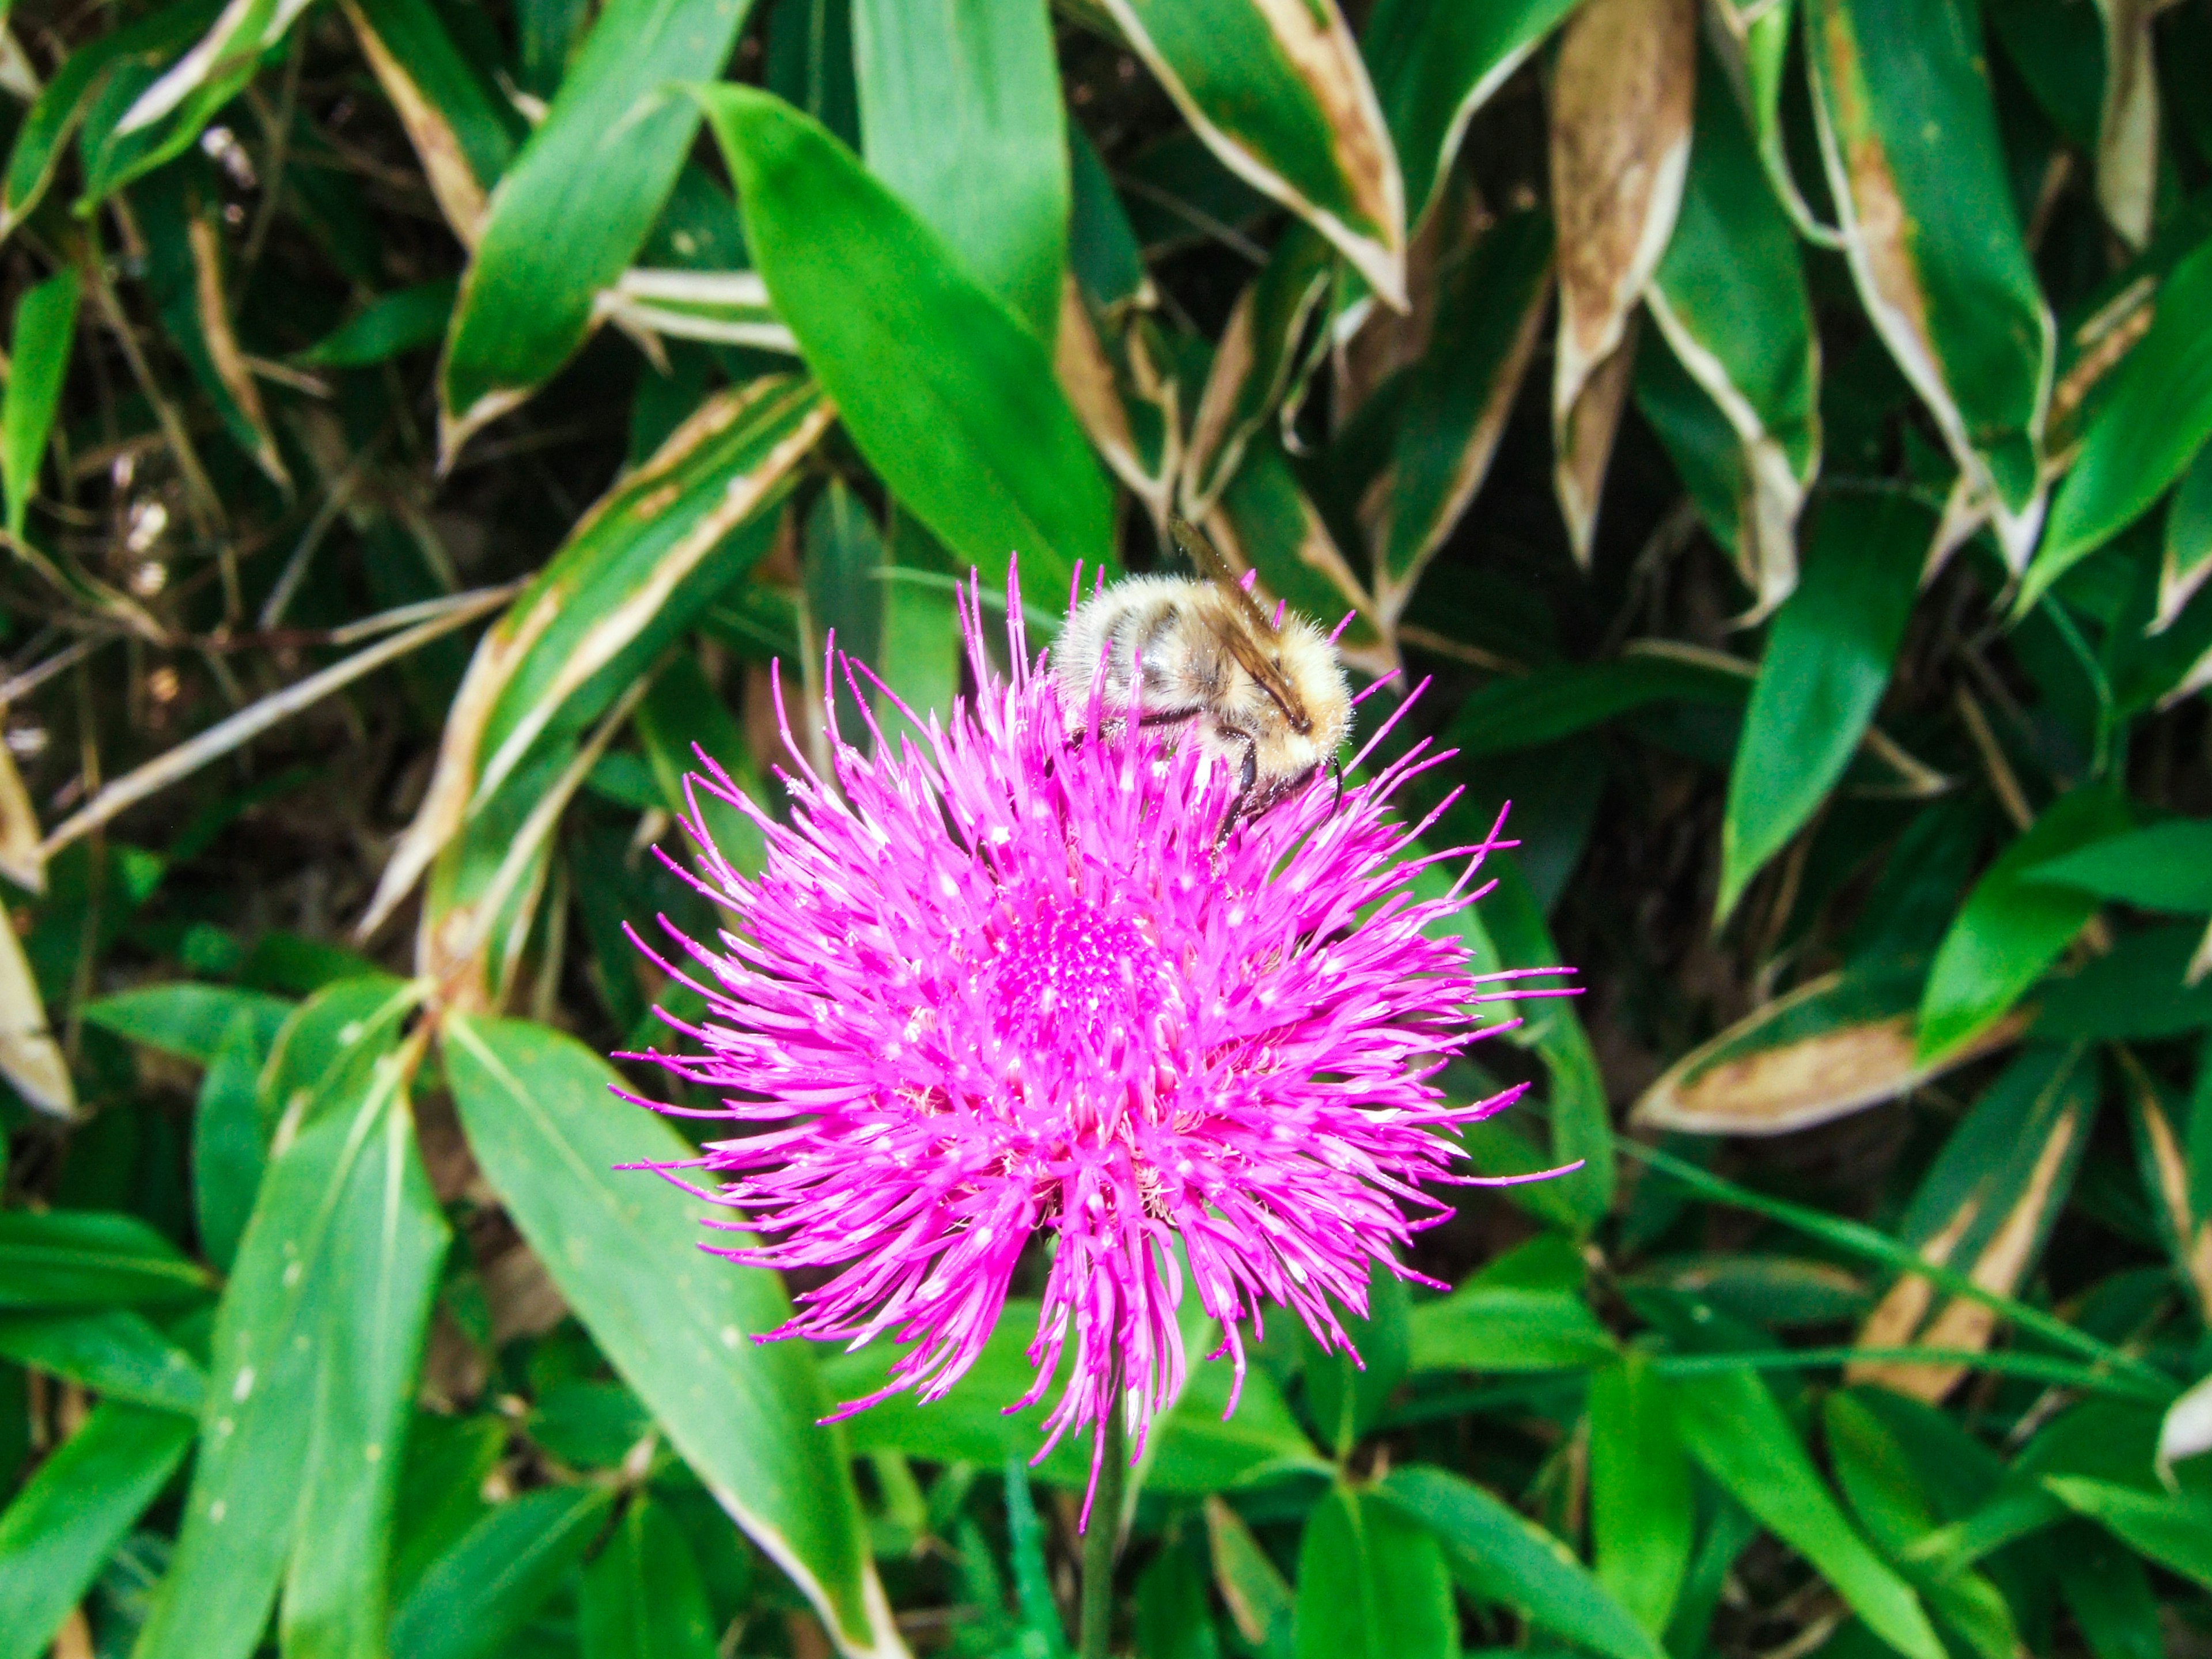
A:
[624,568,1571,1518]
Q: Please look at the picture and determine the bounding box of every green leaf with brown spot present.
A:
[1092,0,1406,305]
[1805,0,2055,571]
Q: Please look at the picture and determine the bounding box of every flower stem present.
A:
[1078,1409,1126,1659]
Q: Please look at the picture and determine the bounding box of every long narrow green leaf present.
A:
[851,0,1066,342]
[1718,492,1929,923]
[0,1403,195,1659]
[389,1484,618,1659]
[0,1309,206,1415]
[441,1014,903,1659]
[1294,1483,1454,1659]
[0,1210,211,1310]
[1361,0,1579,233]
[1804,0,2054,570]
[1,269,78,543]
[437,0,762,454]
[1588,1354,1692,1637]
[130,980,423,1659]
[1672,1367,1945,1659]
[1094,0,1405,302]
[696,85,1112,597]
[1918,787,2133,1062]
[1374,1465,1663,1659]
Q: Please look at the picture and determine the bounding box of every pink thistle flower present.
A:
[622,568,1575,1523]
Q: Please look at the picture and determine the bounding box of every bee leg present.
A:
[1330,758,1344,810]
[1215,737,1260,849]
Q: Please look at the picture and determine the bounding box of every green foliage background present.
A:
[2,0,2212,1655]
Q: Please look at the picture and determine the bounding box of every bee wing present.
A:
[1166,517,1313,732]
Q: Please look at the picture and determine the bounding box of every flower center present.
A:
[985,903,1162,1053]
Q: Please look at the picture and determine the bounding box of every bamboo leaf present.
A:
[0,1403,195,1659]
[1850,1046,2097,1402]
[1549,0,1696,565]
[1374,1465,1664,1659]
[697,86,1112,597]
[2,268,78,544]
[436,0,762,455]
[1918,786,2133,1063]
[1361,0,1580,234]
[1673,1368,1945,1659]
[1718,492,1927,922]
[1294,1483,1455,1659]
[1646,62,1821,619]
[1093,0,1404,304]
[1589,1353,1693,1637]
[1633,960,2024,1138]
[441,1014,902,1659]
[851,0,1067,342]
[1805,0,2056,572]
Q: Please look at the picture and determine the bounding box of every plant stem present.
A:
[1078,1408,1126,1659]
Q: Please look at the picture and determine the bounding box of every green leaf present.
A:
[1405,1287,1615,1375]
[342,0,520,241]
[1302,1271,1408,1459]
[1147,1356,1325,1495]
[279,1051,450,1659]
[1824,1393,2021,1659]
[0,1308,207,1415]
[74,0,310,209]
[436,0,763,453]
[1376,204,1551,618]
[873,512,963,755]
[1718,492,1929,923]
[361,376,830,998]
[296,279,459,368]
[1647,62,1822,620]
[1588,1353,1692,1638]
[440,1013,897,1659]
[578,1498,719,1659]
[1917,786,2133,1062]
[1205,1497,1295,1659]
[1672,1367,1945,1659]
[2036,924,2212,1041]
[2046,1478,2212,1591]
[850,0,1066,342]
[802,479,887,748]
[1851,1045,2097,1403]
[1136,1531,1221,1659]
[388,1484,618,1659]
[0,1210,210,1310]
[1374,1465,1663,1659]
[1294,1483,1454,1659]
[695,85,1112,597]
[193,1009,272,1275]
[634,653,769,878]
[2026,820,2212,912]
[1805,0,2055,569]
[2055,1522,2165,1659]
[81,982,293,1067]
[0,0,223,234]
[1442,646,1751,760]
[1,268,78,544]
[2160,439,2212,630]
[1183,224,1334,517]
[1093,0,1404,303]
[130,984,431,1659]
[2040,233,2212,584]
[1361,0,1578,233]
[0,1403,194,1659]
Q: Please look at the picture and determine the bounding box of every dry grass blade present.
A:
[40,586,517,856]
